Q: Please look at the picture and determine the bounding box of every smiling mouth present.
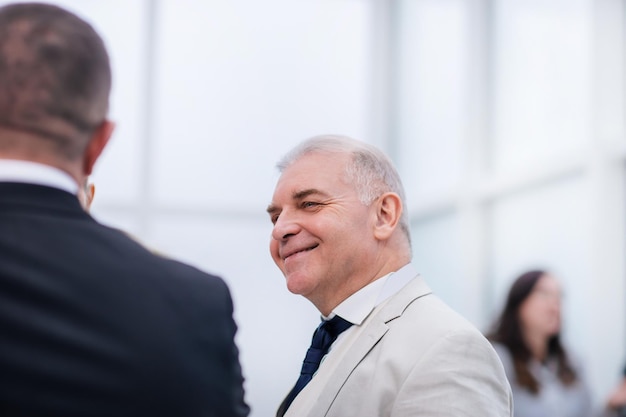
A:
[284,244,319,260]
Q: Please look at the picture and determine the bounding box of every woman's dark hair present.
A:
[487,269,578,394]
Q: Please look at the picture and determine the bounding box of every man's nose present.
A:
[271,210,301,241]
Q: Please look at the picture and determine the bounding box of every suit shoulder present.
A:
[91,223,232,297]
[156,255,229,292]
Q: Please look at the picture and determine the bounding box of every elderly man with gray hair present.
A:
[267,135,513,417]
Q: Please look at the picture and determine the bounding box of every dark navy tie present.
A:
[279,315,353,416]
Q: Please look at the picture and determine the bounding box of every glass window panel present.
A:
[411,212,465,315]
[492,0,593,172]
[487,176,591,348]
[396,0,469,199]
[152,0,372,209]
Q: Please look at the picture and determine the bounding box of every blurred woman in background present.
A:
[487,269,592,417]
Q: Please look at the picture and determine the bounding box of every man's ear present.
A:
[83,119,115,176]
[85,183,96,210]
[373,192,403,240]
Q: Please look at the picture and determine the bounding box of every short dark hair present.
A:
[0,2,111,159]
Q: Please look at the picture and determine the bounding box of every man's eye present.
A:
[270,214,279,224]
[302,201,319,208]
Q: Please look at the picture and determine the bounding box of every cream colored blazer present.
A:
[283,276,513,417]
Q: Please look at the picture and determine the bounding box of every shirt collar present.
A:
[329,262,418,325]
[0,159,78,194]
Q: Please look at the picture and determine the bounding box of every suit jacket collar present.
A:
[0,182,87,217]
[307,275,432,417]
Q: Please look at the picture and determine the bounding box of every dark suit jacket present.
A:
[0,182,249,417]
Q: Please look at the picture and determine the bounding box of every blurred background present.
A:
[2,0,625,415]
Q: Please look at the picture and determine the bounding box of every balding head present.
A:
[0,2,111,161]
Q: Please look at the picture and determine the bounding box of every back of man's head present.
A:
[0,2,111,161]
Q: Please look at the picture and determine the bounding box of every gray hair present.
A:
[277,134,411,244]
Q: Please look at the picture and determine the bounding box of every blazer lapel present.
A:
[307,276,432,416]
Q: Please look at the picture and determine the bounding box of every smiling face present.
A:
[267,151,381,314]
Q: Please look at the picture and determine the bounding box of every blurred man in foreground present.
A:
[0,3,249,416]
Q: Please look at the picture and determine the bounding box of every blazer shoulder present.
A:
[390,285,484,340]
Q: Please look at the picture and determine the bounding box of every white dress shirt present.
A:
[288,263,418,414]
[0,159,78,194]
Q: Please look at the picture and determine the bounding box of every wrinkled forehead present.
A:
[278,151,351,185]
[273,151,354,198]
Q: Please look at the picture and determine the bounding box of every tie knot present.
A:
[310,315,353,351]
[322,315,353,338]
